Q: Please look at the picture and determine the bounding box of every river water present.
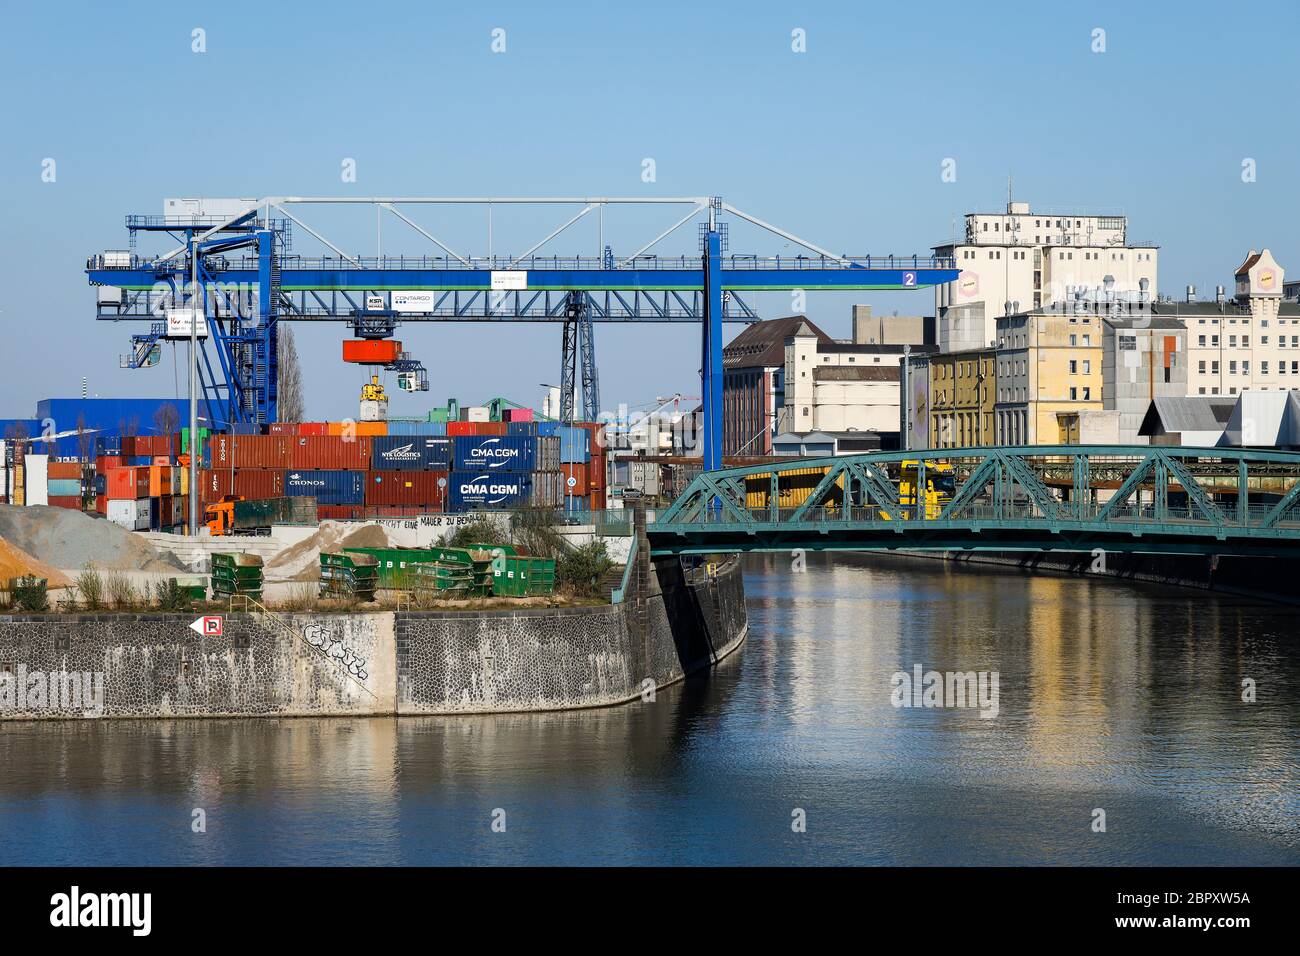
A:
[1,553,1296,865]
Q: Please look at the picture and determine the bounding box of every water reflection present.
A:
[0,552,1296,865]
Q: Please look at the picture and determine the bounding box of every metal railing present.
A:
[92,253,958,274]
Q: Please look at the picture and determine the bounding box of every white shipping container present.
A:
[106,498,150,531]
[25,454,49,506]
[465,406,490,423]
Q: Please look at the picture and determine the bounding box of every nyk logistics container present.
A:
[284,469,365,505]
[452,435,537,472]
[371,435,451,470]
[364,470,446,507]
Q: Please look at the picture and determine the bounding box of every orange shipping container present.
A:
[48,461,82,480]
[48,496,81,510]
[325,421,387,438]
[342,339,402,364]
[148,465,172,497]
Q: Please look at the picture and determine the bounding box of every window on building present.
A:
[1070,334,1077,346]
[1069,360,1077,373]
[1069,387,1078,400]
[1082,387,1091,400]
[1083,360,1091,374]
[1212,361,1220,373]
[1262,361,1270,374]
[1198,335,1206,346]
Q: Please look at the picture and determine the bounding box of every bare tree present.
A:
[277,324,306,422]
[153,403,180,437]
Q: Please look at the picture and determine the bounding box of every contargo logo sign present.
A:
[469,437,521,468]
[458,474,523,505]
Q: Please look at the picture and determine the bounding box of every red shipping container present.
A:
[363,471,445,507]
[297,423,329,436]
[197,468,283,504]
[342,339,402,364]
[447,421,478,436]
[560,462,589,494]
[48,461,82,480]
[95,494,107,514]
[317,505,362,521]
[290,436,372,470]
[207,434,291,469]
[95,455,122,473]
[105,467,150,500]
[48,496,81,510]
[267,422,299,436]
[151,456,171,466]
[476,422,508,436]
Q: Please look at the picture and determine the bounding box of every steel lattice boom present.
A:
[650,446,1300,557]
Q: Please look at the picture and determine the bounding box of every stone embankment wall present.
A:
[0,529,746,720]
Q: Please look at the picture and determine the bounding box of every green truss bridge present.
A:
[647,446,1300,558]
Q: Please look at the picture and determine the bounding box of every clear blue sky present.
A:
[3,0,1297,420]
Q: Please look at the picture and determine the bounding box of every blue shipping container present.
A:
[283,469,365,505]
[48,479,82,497]
[371,435,452,470]
[507,421,538,436]
[452,435,537,472]
[446,471,532,510]
[535,421,561,437]
[557,426,590,464]
[386,420,444,436]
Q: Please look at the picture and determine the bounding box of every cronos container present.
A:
[452,435,537,472]
[364,470,446,506]
[446,471,532,510]
[284,469,365,505]
[289,435,372,470]
[370,435,452,470]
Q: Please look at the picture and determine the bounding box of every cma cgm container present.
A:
[289,435,372,470]
[284,469,365,505]
[446,471,533,510]
[371,435,451,470]
[452,435,537,472]
[364,471,446,507]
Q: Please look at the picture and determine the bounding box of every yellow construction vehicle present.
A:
[891,460,955,520]
[359,374,389,422]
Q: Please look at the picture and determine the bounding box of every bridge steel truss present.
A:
[86,197,958,454]
[649,445,1300,558]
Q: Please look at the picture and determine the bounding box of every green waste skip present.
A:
[319,551,379,602]
[490,556,556,597]
[210,553,264,600]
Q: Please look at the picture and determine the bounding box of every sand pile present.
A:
[0,504,183,573]
[0,537,72,588]
[264,521,393,582]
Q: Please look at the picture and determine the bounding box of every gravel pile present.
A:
[264,522,392,582]
[0,504,183,573]
[0,537,72,588]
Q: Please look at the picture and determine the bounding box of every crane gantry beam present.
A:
[86,196,959,470]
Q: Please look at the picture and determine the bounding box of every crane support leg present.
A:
[560,293,580,424]
[578,297,600,421]
[701,230,724,471]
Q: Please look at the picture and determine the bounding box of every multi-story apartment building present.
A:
[994,309,1104,445]
[722,315,833,456]
[1102,315,1187,444]
[1155,249,1300,396]
[784,323,931,441]
[922,348,997,449]
[933,201,1159,350]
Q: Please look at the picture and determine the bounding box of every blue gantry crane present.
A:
[86,197,958,469]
